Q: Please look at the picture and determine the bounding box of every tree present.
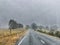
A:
[50,25,58,31]
[25,25,30,29]
[9,19,17,29]
[9,19,24,34]
[31,23,37,30]
[9,19,17,33]
[17,24,23,28]
[39,25,44,30]
[46,26,49,30]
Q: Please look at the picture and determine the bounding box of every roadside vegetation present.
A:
[37,29,60,38]
[0,28,26,45]
[30,23,60,38]
[0,19,27,45]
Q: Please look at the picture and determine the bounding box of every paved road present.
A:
[16,29,60,45]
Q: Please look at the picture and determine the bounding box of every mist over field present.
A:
[0,0,60,28]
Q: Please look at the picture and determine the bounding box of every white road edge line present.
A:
[40,40,45,44]
[18,30,29,45]
[18,35,27,45]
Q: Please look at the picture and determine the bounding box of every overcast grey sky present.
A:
[0,0,60,28]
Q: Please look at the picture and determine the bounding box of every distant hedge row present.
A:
[37,30,60,38]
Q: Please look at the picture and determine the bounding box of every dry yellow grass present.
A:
[0,28,27,45]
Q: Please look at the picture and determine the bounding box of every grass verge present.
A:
[0,28,27,45]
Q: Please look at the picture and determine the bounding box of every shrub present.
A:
[55,31,60,38]
[48,31,54,36]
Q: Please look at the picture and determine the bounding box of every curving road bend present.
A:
[16,29,60,45]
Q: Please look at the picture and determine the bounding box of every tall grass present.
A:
[0,28,26,45]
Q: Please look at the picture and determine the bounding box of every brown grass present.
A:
[0,28,27,45]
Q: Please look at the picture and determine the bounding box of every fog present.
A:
[0,0,60,28]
